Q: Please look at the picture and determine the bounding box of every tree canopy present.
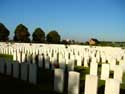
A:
[0,23,10,41]
[13,24,30,42]
[32,28,45,43]
[46,30,61,44]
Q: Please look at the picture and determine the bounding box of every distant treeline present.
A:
[0,22,125,47]
[0,22,60,44]
[97,41,125,47]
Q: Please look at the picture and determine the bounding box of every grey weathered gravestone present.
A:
[104,78,120,94]
[6,59,12,75]
[13,61,20,78]
[101,64,110,80]
[29,64,37,84]
[0,58,5,74]
[84,75,98,94]
[68,71,80,94]
[54,69,64,93]
[21,63,28,81]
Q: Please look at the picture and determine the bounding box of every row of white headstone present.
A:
[0,42,125,68]
[0,58,121,94]
[90,62,124,83]
[0,58,37,84]
[54,68,121,94]
[0,43,125,70]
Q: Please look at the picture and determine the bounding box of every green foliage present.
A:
[46,30,61,44]
[0,23,10,41]
[0,54,13,60]
[97,41,125,47]
[75,66,90,80]
[32,28,45,43]
[13,24,30,42]
[61,40,68,44]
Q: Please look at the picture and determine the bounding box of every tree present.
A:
[0,23,10,41]
[32,28,45,43]
[13,24,30,42]
[46,30,61,44]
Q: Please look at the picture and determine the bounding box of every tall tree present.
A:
[46,30,61,44]
[0,23,10,41]
[32,28,45,43]
[13,24,30,42]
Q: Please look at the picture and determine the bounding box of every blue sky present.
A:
[0,0,125,42]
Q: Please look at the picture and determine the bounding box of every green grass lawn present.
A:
[0,54,13,60]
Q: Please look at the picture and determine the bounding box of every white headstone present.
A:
[13,61,19,78]
[67,59,74,71]
[101,56,106,63]
[76,56,82,66]
[29,64,37,84]
[59,58,66,70]
[84,75,98,94]
[68,71,80,94]
[110,59,116,71]
[104,78,120,94]
[45,56,50,69]
[120,60,125,72]
[84,57,89,67]
[54,69,64,93]
[32,53,36,64]
[21,63,28,81]
[38,54,43,68]
[0,58,5,74]
[51,57,57,70]
[114,65,123,83]
[90,62,98,76]
[21,52,26,63]
[6,59,12,75]
[101,64,110,80]
[27,54,31,63]
[13,51,17,61]
[17,51,21,63]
